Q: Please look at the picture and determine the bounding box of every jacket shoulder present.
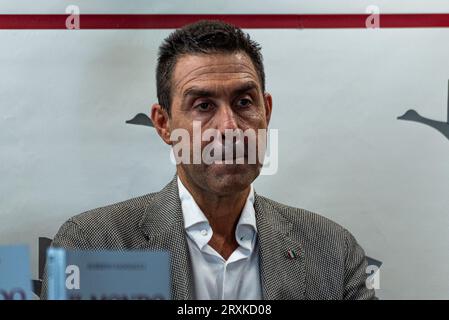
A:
[56,192,157,248]
[256,195,351,243]
[70,192,156,224]
[256,195,375,300]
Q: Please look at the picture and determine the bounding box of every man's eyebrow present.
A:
[182,81,259,99]
[233,81,259,96]
[182,87,214,99]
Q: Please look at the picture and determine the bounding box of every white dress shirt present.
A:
[177,177,262,300]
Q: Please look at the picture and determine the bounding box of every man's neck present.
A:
[178,171,251,259]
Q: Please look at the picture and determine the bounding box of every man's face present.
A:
[160,51,272,196]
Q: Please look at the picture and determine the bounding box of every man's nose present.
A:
[216,104,239,135]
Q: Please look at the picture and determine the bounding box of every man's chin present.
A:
[208,161,252,175]
[204,163,258,193]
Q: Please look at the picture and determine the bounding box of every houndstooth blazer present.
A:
[41,175,376,300]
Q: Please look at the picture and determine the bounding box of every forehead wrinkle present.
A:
[179,74,258,96]
[174,62,257,88]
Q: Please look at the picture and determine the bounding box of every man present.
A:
[43,20,376,300]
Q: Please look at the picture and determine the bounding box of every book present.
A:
[46,248,170,300]
[0,245,33,300]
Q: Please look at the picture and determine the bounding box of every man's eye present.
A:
[195,102,212,112]
[237,98,252,108]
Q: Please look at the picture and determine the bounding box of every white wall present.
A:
[1,0,449,299]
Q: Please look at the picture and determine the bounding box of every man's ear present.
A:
[150,103,172,145]
[263,92,273,126]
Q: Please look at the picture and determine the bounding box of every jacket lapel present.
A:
[137,176,194,300]
[254,194,306,300]
[136,176,306,300]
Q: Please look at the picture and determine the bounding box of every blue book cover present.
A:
[0,245,33,300]
[46,249,170,300]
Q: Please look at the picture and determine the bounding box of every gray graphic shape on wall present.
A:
[126,113,154,127]
[398,80,449,140]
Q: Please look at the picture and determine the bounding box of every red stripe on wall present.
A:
[0,14,448,29]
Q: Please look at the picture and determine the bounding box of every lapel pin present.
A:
[287,249,298,259]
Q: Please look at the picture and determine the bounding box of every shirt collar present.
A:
[177,177,257,252]
[178,177,209,230]
[235,190,257,251]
